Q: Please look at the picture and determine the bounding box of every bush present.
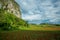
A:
[0,8,28,30]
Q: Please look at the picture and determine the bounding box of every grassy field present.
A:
[20,26,60,30]
[19,24,60,31]
[0,24,60,40]
[0,30,60,40]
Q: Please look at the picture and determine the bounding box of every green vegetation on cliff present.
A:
[0,8,28,30]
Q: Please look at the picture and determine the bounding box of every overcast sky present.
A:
[15,0,60,24]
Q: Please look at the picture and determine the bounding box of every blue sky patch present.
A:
[15,0,60,24]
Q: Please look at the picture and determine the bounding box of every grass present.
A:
[19,24,60,31]
[20,27,60,31]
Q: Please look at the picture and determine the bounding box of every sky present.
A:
[15,0,60,24]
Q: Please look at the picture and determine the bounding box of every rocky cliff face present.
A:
[0,0,21,18]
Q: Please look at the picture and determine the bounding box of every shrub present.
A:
[0,8,28,30]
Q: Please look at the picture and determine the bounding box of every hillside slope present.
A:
[0,8,27,30]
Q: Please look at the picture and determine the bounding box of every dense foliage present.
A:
[0,9,28,30]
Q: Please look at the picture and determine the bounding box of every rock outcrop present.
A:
[0,0,21,18]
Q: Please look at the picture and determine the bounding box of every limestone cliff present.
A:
[0,0,21,18]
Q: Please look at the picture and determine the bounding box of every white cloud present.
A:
[22,14,42,21]
[16,0,60,24]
